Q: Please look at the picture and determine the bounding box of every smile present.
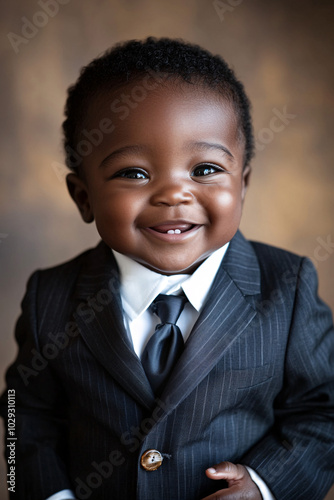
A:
[150,222,195,233]
[143,221,202,242]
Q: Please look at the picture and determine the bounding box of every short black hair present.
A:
[62,37,254,170]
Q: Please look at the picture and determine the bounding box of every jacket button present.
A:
[140,449,163,471]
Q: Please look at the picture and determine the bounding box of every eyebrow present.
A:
[100,144,149,167]
[185,141,235,161]
[100,140,235,167]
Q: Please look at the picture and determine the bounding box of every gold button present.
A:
[140,449,163,471]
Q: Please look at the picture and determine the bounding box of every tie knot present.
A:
[152,294,187,325]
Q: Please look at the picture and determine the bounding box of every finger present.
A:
[201,488,225,500]
[201,484,240,500]
[205,461,245,481]
[201,481,261,500]
[203,464,262,500]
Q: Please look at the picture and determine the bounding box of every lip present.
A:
[143,220,202,242]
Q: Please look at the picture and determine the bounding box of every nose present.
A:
[150,180,194,206]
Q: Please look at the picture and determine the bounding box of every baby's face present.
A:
[68,82,250,274]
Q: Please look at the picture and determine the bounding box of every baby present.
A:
[1,37,334,500]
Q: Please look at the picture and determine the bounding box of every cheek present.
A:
[92,192,141,241]
[208,190,242,221]
[92,190,129,221]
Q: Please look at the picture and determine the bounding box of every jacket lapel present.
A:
[159,231,261,414]
[71,231,261,414]
[72,242,155,410]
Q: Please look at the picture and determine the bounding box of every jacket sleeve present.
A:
[242,257,334,500]
[0,271,73,500]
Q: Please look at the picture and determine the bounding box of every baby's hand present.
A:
[202,461,262,500]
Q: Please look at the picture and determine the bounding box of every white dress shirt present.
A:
[47,243,274,500]
[114,243,229,358]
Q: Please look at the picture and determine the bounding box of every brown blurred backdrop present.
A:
[1,0,333,498]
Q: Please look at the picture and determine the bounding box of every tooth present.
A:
[174,229,181,234]
[167,230,175,234]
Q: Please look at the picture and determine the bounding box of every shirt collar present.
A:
[112,243,229,320]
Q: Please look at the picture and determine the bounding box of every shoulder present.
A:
[249,238,304,274]
[249,237,319,285]
[25,240,109,294]
[230,230,308,278]
[234,231,317,294]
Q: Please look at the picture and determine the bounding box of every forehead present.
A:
[80,80,244,164]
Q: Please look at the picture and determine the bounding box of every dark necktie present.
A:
[141,294,187,396]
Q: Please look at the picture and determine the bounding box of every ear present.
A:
[241,165,251,201]
[66,173,94,223]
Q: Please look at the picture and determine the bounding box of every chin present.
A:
[148,260,202,276]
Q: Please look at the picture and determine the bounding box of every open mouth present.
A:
[144,221,201,241]
[149,223,195,234]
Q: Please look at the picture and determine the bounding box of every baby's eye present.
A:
[112,168,148,180]
[191,163,222,177]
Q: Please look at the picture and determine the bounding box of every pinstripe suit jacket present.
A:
[1,231,334,500]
